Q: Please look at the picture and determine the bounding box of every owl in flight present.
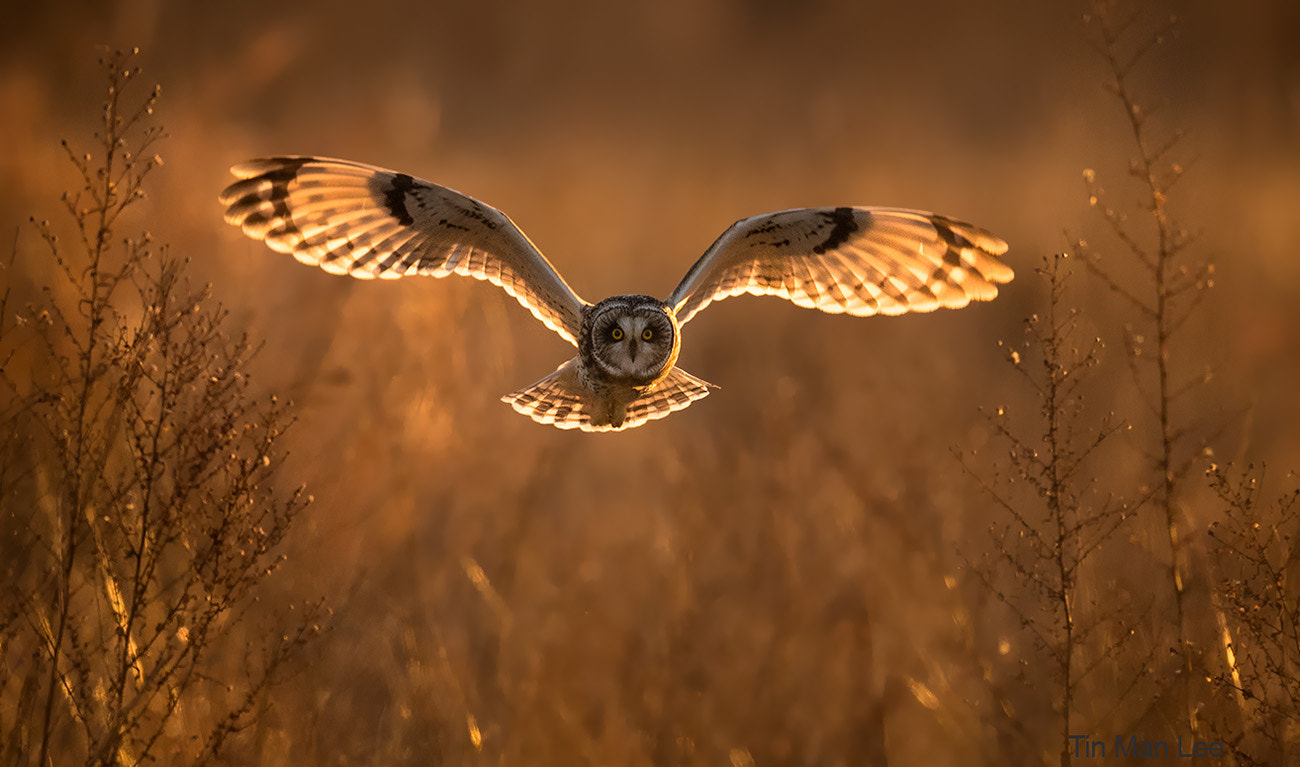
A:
[221,157,1012,432]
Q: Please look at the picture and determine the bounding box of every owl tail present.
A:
[502,358,715,432]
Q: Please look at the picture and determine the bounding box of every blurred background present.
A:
[2,0,1298,764]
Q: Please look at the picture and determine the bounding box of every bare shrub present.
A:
[0,50,323,767]
[961,253,1135,765]
[1208,466,1300,765]
[1072,1,1220,736]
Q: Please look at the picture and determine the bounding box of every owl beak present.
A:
[628,340,638,361]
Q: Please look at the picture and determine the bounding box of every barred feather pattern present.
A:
[220,156,588,345]
[667,206,1013,326]
[503,359,714,432]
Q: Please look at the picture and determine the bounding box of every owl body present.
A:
[221,157,1014,432]
[568,295,687,429]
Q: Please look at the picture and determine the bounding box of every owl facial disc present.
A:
[583,295,680,385]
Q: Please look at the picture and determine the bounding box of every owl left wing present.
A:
[221,156,588,345]
[666,207,1012,326]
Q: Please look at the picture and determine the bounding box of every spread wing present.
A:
[666,207,1012,326]
[220,156,588,345]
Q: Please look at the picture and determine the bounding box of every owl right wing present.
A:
[665,207,1012,326]
[220,156,588,345]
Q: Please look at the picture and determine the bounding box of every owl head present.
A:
[584,295,680,384]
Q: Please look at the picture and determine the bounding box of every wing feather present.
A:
[666,207,1012,325]
[220,156,588,344]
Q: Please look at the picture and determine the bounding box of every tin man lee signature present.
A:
[1069,735,1226,759]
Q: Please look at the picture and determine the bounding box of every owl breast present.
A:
[579,295,681,388]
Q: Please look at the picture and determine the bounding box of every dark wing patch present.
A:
[811,207,859,255]
[380,173,417,226]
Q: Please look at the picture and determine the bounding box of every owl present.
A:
[221,157,1012,431]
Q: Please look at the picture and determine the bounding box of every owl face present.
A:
[585,296,679,384]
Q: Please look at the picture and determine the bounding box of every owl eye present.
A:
[610,327,623,341]
[641,328,654,341]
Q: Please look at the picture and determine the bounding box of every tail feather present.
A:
[502,359,715,432]
[623,367,715,427]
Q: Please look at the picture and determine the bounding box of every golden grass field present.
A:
[2,1,1299,764]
